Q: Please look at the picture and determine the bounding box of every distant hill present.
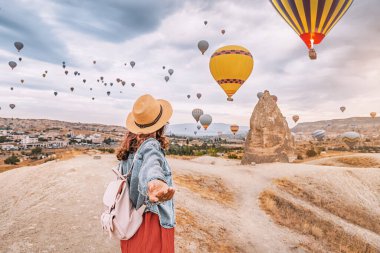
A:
[0,117,248,138]
[167,123,249,137]
[292,117,380,137]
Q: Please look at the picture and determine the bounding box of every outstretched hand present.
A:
[147,179,175,203]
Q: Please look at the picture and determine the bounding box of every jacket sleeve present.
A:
[138,140,167,197]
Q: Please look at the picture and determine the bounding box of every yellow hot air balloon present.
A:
[270,0,354,59]
[230,124,239,135]
[370,112,377,119]
[209,45,254,101]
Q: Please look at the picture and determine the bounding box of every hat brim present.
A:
[126,99,173,134]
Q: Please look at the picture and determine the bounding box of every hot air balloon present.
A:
[204,20,208,25]
[10,87,13,90]
[312,129,326,141]
[70,87,74,92]
[104,83,107,86]
[9,61,17,70]
[107,91,111,96]
[163,66,166,69]
[200,114,212,130]
[221,29,225,35]
[9,104,15,109]
[90,88,93,91]
[65,70,68,75]
[77,72,81,76]
[110,83,113,86]
[54,91,58,96]
[62,65,66,69]
[187,95,191,99]
[74,71,78,76]
[100,76,104,81]
[45,70,48,74]
[272,95,278,102]
[192,108,204,123]
[83,79,86,83]
[270,0,354,60]
[92,97,95,100]
[194,131,197,135]
[93,60,96,64]
[370,112,377,119]
[165,76,169,82]
[62,61,66,65]
[20,79,24,84]
[18,57,22,62]
[14,42,24,52]
[116,78,121,83]
[230,124,239,135]
[209,45,254,101]
[340,106,346,112]
[131,82,135,87]
[196,93,202,99]
[341,131,360,149]
[293,115,300,123]
[42,74,46,78]
[197,125,201,130]
[257,92,263,99]
[168,69,174,76]
[198,40,209,55]
[130,61,135,68]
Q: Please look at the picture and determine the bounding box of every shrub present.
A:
[228,153,238,159]
[297,154,303,160]
[306,149,317,157]
[4,155,20,165]
[31,147,42,155]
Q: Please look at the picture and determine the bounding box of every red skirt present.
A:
[120,212,175,253]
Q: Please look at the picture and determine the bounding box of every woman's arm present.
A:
[138,141,175,203]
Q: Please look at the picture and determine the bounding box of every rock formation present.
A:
[241,91,295,164]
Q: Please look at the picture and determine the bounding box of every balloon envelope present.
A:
[312,130,326,141]
[292,115,300,123]
[168,69,174,76]
[192,108,204,122]
[370,112,377,118]
[340,106,346,112]
[230,124,239,135]
[196,93,202,99]
[209,45,254,101]
[14,42,24,52]
[9,61,17,69]
[341,131,360,148]
[257,92,263,99]
[9,104,15,109]
[269,0,353,50]
[165,76,169,82]
[130,61,135,68]
[200,114,212,130]
[198,40,209,55]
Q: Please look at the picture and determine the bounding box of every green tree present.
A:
[31,147,43,155]
[5,155,20,165]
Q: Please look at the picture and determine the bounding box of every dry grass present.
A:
[175,206,245,253]
[259,190,378,253]
[173,173,235,207]
[336,156,380,168]
[274,178,380,236]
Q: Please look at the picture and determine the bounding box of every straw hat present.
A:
[126,94,173,134]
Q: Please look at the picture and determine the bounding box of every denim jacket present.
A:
[119,138,175,228]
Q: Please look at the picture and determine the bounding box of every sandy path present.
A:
[1,155,379,253]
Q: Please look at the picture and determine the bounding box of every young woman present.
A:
[116,94,175,253]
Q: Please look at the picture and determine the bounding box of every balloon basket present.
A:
[309,48,317,60]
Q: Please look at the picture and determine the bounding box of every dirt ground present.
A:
[0,154,379,253]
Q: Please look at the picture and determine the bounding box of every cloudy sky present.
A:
[0,0,379,128]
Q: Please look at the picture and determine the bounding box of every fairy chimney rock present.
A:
[241,91,295,164]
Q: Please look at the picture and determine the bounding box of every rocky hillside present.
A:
[292,117,380,137]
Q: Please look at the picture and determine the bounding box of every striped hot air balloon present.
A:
[341,131,360,149]
[209,45,254,101]
[270,0,354,59]
[312,129,326,141]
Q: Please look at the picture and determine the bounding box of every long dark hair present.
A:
[116,126,169,161]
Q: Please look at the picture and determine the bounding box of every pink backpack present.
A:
[100,153,146,240]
